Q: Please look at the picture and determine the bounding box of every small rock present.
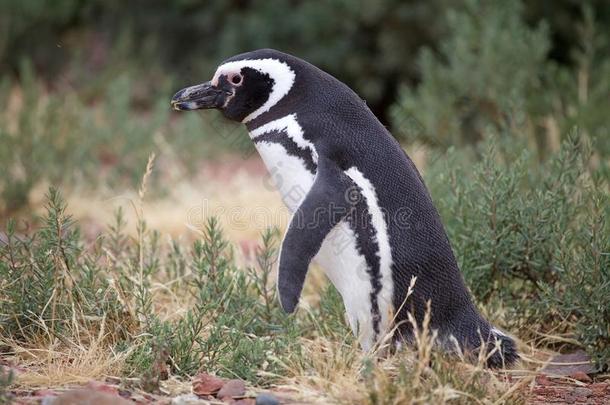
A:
[535,374,552,386]
[234,399,256,405]
[568,371,592,383]
[256,393,280,405]
[542,350,596,376]
[192,372,225,396]
[217,379,246,399]
[118,388,132,399]
[47,388,132,405]
[172,393,209,404]
[572,387,593,398]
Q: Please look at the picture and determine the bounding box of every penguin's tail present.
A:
[483,327,519,368]
[443,313,519,368]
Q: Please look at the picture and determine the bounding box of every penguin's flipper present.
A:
[278,157,351,313]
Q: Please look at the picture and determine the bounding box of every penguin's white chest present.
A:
[255,142,315,211]
[249,114,317,211]
[249,114,393,351]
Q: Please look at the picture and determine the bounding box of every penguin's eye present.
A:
[230,74,242,85]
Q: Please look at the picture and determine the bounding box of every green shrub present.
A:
[392,0,550,147]
[426,132,609,368]
[0,187,130,343]
[126,221,302,383]
[0,187,303,386]
[541,184,610,369]
[392,0,610,162]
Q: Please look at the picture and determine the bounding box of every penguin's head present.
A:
[171,49,297,123]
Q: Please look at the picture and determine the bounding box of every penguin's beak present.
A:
[171,81,225,111]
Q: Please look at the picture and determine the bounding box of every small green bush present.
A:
[392,0,610,163]
[426,132,609,368]
[392,0,550,147]
[125,221,302,384]
[541,185,610,369]
[0,187,130,343]
[0,188,303,386]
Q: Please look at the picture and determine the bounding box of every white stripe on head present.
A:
[212,58,295,123]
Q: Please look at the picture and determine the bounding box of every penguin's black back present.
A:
[238,49,517,366]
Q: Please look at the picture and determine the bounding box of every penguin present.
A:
[171,49,518,367]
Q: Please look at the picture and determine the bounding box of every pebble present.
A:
[172,393,209,404]
[572,387,592,398]
[568,371,592,383]
[217,379,246,399]
[44,389,132,405]
[256,393,280,405]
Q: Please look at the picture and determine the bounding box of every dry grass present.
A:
[26,157,286,244]
[4,314,548,403]
[275,327,543,404]
[1,150,580,405]
[3,321,127,388]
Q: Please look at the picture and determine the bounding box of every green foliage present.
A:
[3,0,607,122]
[392,0,550,146]
[126,222,301,383]
[541,185,610,369]
[0,188,304,386]
[392,0,610,161]
[426,132,610,368]
[0,187,129,343]
[306,283,352,341]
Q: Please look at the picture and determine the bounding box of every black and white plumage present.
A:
[171,49,518,367]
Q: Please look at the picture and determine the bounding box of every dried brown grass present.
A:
[5,151,557,404]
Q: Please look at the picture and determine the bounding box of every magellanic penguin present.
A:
[171,49,518,367]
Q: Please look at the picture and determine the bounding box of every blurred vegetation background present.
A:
[1,0,609,212]
[0,0,609,383]
[2,0,609,119]
[1,0,609,211]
